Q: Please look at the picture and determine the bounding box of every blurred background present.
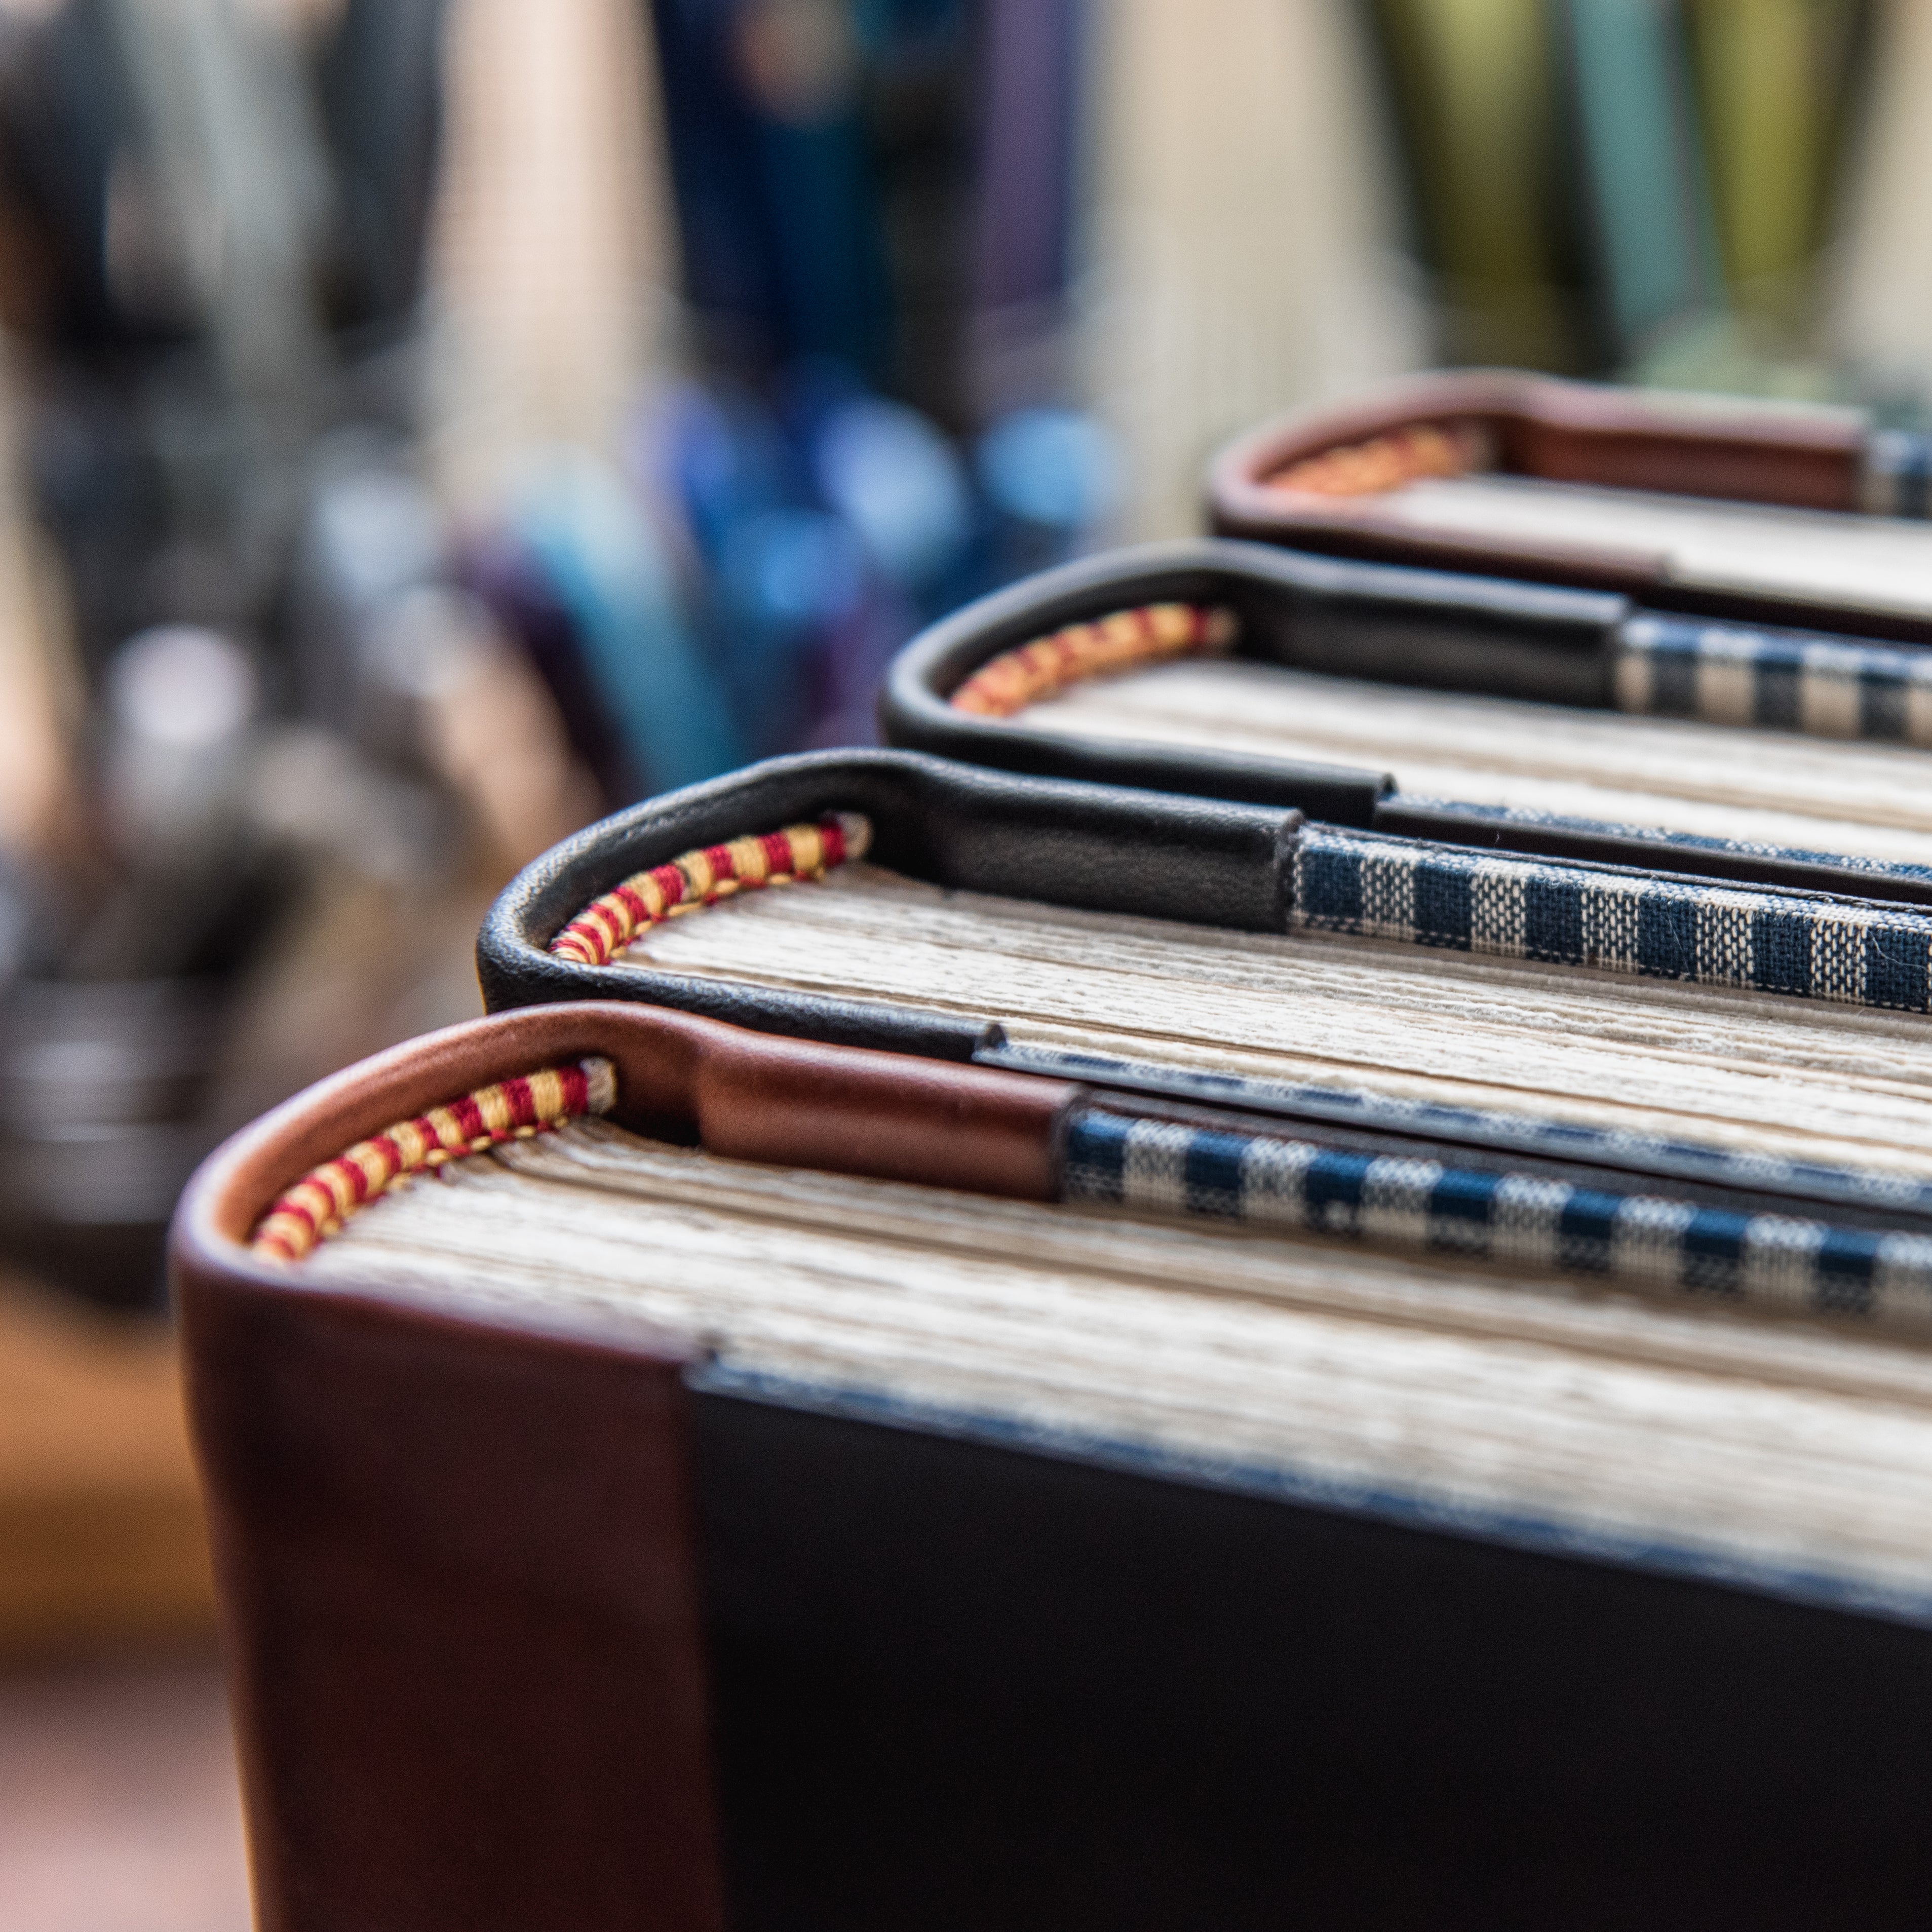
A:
[2,0,1930,1922]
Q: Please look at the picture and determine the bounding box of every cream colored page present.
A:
[304,1123,1932,1607]
[1375,475,1932,621]
[1026,659,1932,866]
[623,865,1932,1179]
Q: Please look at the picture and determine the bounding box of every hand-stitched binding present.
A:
[250,1056,618,1261]
[1290,826,1932,1013]
[549,814,872,968]
[1615,615,1932,745]
[1267,423,1484,498]
[1064,1109,1932,1321]
[948,603,1237,718]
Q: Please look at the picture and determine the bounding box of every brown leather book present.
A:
[1209,370,1932,644]
[179,749,1932,1928]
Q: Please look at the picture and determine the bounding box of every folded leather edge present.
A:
[172,1003,728,1932]
[1207,369,1864,523]
[1201,372,1928,641]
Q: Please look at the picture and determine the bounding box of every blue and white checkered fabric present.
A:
[1064,1109,1932,1321]
[989,1039,1932,1217]
[1614,614,1932,744]
[1861,428,1932,518]
[1395,798,1932,895]
[1289,826,1932,1012]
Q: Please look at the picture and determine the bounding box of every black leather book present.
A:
[179,745,1932,1929]
[879,537,1932,910]
[371,745,1932,1922]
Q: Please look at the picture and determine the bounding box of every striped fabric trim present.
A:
[1614,615,1932,745]
[1398,796,1932,894]
[1860,429,1932,519]
[948,604,1236,718]
[549,815,872,968]
[1288,826,1932,1012]
[1266,422,1486,498]
[986,1039,1932,1219]
[251,1058,619,1262]
[1064,1110,1932,1322]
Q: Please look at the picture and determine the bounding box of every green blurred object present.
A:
[1684,0,1872,314]
[1359,0,1874,383]
[1560,0,1723,359]
[1364,0,1584,368]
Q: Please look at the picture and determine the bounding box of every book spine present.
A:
[1614,612,1932,742]
[177,1263,725,1932]
[1285,821,1932,1011]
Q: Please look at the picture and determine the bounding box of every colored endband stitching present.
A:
[549,814,873,969]
[1268,422,1485,498]
[949,603,1238,718]
[250,1056,619,1261]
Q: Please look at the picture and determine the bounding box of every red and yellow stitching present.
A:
[250,1057,618,1261]
[548,815,873,969]
[948,603,1238,719]
[1268,422,1483,499]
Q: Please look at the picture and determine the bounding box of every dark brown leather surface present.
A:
[179,1001,1070,1246]
[1211,369,1863,516]
[687,1024,1067,1198]
[181,1272,722,1932]
[170,1001,1075,1930]
[1204,372,1932,644]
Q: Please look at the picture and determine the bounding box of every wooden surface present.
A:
[0,1277,215,1657]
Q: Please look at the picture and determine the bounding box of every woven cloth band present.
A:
[1268,423,1482,498]
[550,815,872,969]
[948,603,1237,717]
[1615,615,1932,745]
[1861,429,1932,518]
[1291,826,1932,1013]
[251,1057,617,1261]
[1065,1109,1932,1323]
[1395,797,1932,895]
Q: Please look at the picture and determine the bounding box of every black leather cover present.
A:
[878,537,1624,811]
[478,749,1295,1055]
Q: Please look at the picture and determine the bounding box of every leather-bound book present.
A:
[1209,370,1932,644]
[182,749,1932,1927]
[184,989,1932,1924]
[882,538,1932,906]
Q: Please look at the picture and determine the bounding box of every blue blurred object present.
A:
[650,0,891,379]
[474,370,1119,789]
[653,378,799,565]
[810,393,972,593]
[716,505,867,750]
[977,405,1119,575]
[513,450,746,794]
[719,506,867,629]
[567,0,1106,769]
[977,406,1119,528]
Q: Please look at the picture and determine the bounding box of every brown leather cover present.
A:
[172,1002,1072,1930]
[1203,371,1932,642]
